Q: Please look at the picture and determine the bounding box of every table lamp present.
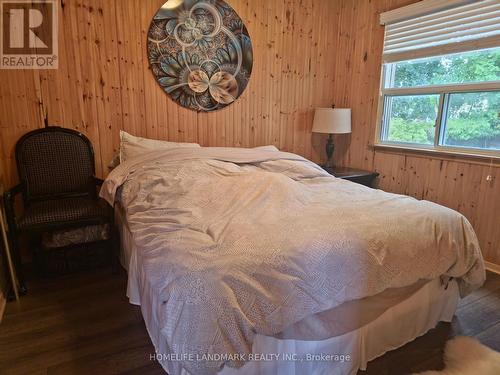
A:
[312,107,351,168]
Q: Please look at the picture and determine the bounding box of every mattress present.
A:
[115,204,460,374]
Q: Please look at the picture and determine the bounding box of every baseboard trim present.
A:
[485,261,500,275]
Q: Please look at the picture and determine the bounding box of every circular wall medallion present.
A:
[147,0,253,112]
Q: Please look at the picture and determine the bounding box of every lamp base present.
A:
[325,134,334,168]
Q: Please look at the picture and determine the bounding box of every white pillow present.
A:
[119,130,200,162]
[254,145,279,151]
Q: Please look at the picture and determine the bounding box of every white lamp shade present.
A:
[312,108,351,134]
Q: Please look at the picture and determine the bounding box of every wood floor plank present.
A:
[452,290,500,337]
[475,321,500,351]
[0,268,161,375]
[458,272,500,308]
[1,267,498,375]
[2,324,153,375]
[47,344,156,375]
[118,364,165,375]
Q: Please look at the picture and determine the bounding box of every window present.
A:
[382,94,440,145]
[377,0,500,156]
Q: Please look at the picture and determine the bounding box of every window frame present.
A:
[375,61,500,159]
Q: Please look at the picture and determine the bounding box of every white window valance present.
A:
[381,0,500,62]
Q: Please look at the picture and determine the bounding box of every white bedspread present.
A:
[101,147,485,375]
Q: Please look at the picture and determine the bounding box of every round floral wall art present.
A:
[147,0,253,112]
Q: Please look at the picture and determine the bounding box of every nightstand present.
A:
[322,166,379,188]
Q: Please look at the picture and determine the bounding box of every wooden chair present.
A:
[4,127,116,291]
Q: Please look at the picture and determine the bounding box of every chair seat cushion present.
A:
[18,197,112,230]
[41,223,111,249]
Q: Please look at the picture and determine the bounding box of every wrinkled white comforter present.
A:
[101,147,485,375]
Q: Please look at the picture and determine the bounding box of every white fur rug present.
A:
[415,336,500,375]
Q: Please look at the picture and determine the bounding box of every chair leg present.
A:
[30,233,48,278]
[8,231,27,295]
[7,282,27,301]
[6,236,27,301]
[63,248,70,273]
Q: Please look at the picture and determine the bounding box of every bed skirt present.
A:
[216,278,458,375]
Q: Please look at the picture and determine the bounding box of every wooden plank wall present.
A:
[0,0,339,185]
[0,0,498,264]
[331,0,500,266]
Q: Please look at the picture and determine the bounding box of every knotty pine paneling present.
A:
[0,0,499,265]
[0,0,339,182]
[332,0,500,265]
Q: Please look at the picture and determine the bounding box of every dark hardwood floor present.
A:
[1,268,499,375]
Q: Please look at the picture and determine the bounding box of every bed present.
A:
[101,146,485,375]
